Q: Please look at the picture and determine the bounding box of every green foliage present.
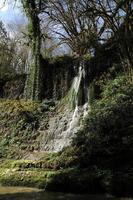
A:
[22,0,44,101]
[70,72,133,195]
[83,54,92,61]
[0,147,78,171]
[0,100,41,158]
[0,99,39,113]
[0,160,106,193]
[1,72,132,195]
[74,73,133,168]
[101,74,129,98]
[0,167,55,189]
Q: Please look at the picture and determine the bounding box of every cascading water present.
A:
[40,61,90,152]
[66,62,89,134]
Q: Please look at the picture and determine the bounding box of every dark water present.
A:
[0,187,131,200]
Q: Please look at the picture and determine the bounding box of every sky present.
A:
[0,0,26,26]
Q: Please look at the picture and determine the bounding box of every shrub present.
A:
[73,74,133,169]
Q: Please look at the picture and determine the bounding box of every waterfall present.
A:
[67,105,79,133]
[66,62,89,134]
[40,61,90,152]
[73,66,82,96]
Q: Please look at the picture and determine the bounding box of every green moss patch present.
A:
[0,160,106,193]
[0,100,41,159]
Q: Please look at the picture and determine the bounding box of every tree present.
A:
[85,0,133,67]
[46,0,98,57]
[7,23,29,74]
[21,0,47,101]
[21,0,41,100]
[0,21,14,77]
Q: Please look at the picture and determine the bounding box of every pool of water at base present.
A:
[0,187,132,200]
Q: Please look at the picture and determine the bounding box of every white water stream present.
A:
[40,64,90,152]
[66,64,89,134]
